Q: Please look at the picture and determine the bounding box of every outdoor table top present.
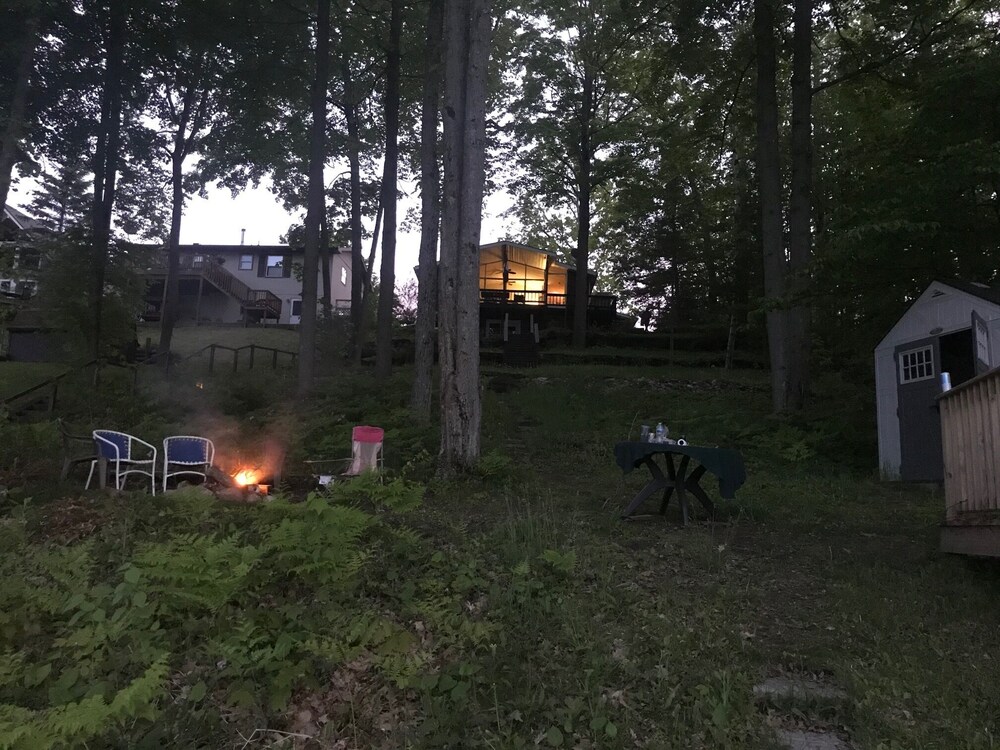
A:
[613,441,747,499]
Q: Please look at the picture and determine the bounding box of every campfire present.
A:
[195,464,275,503]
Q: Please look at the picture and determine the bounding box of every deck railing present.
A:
[479,289,617,312]
[939,367,1000,524]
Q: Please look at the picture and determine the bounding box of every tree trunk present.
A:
[375,0,403,379]
[158,144,186,363]
[298,0,331,396]
[572,62,594,349]
[0,10,40,213]
[411,0,445,420]
[91,0,126,361]
[343,59,365,361]
[438,0,491,473]
[753,0,788,413]
[159,80,202,364]
[319,214,332,320]
[786,0,813,410]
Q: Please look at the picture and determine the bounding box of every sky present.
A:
[8,176,517,286]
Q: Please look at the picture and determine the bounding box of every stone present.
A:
[774,729,852,750]
[753,676,847,705]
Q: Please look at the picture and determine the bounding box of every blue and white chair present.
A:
[162,436,214,492]
[86,430,158,494]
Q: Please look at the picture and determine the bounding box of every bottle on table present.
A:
[655,422,666,443]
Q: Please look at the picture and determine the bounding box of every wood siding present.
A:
[940,367,1000,525]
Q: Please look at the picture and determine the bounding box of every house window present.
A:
[16,248,40,271]
[265,256,284,277]
[899,346,935,383]
[341,266,348,285]
[192,254,205,268]
[239,254,253,270]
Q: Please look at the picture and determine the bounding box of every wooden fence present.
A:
[938,367,1000,556]
[181,343,298,373]
[1,359,137,417]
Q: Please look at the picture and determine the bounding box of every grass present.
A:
[137,323,299,359]
[0,359,997,748]
[0,362,71,401]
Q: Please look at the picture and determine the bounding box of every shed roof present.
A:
[875,279,1000,351]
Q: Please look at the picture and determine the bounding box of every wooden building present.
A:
[478,241,617,341]
[874,280,1000,481]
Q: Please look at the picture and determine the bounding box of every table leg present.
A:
[621,457,667,518]
[674,455,691,526]
[658,454,676,514]
[684,465,715,518]
[98,457,108,490]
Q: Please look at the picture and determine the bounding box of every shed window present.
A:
[899,346,935,383]
[239,254,253,270]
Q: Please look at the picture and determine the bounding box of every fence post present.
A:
[272,348,278,369]
[48,382,57,413]
[233,348,239,373]
[209,344,216,373]
[249,344,255,370]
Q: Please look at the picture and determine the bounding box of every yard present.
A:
[0,350,997,749]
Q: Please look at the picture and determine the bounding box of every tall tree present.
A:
[375,0,403,379]
[0,2,42,212]
[438,0,491,472]
[753,0,789,412]
[298,0,331,394]
[411,0,445,419]
[90,0,127,360]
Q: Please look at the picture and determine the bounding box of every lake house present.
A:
[142,244,352,327]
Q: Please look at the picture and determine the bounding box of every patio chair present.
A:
[85,430,158,494]
[162,436,215,492]
[307,425,384,486]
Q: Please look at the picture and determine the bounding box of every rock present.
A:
[216,487,246,503]
[774,729,852,750]
[753,676,847,705]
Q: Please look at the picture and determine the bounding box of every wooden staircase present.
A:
[199,261,281,319]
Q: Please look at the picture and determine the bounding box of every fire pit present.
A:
[201,465,276,503]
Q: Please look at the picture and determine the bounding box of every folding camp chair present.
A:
[307,425,384,486]
[162,436,215,492]
[86,430,158,494]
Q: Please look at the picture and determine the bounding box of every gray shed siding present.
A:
[875,281,1000,479]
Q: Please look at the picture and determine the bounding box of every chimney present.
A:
[240,228,246,246]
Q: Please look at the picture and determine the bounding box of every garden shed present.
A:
[875,280,1000,481]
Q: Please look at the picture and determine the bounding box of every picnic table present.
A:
[613,441,746,525]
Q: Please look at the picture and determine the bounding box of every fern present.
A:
[0,655,169,750]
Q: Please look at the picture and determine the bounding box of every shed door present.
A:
[896,336,943,481]
[972,310,991,375]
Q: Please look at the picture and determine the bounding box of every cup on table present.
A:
[639,425,650,442]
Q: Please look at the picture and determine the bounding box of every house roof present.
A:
[2,204,47,232]
[173,243,344,255]
[479,241,579,271]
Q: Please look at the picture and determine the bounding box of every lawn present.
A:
[0,362,71,402]
[0,360,997,749]
[137,323,300,359]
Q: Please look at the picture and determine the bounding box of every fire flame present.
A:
[233,468,261,487]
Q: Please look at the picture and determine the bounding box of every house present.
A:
[477,241,617,340]
[1,204,47,299]
[875,279,1000,481]
[142,244,352,327]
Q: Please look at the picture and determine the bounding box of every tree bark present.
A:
[572,61,594,349]
[753,0,788,413]
[159,80,203,363]
[411,0,445,420]
[375,0,403,379]
[786,0,813,410]
[298,0,331,396]
[343,59,366,361]
[91,0,126,361]
[0,10,40,213]
[438,0,491,473]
